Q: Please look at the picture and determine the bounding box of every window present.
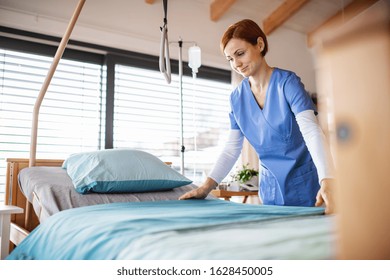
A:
[0,49,105,202]
[114,65,232,182]
[0,28,232,203]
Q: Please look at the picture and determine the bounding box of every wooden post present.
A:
[316,0,390,259]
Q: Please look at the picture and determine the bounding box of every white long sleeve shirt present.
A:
[208,109,334,184]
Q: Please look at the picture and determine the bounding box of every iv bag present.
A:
[188,45,201,73]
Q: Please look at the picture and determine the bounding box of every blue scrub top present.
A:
[229,68,320,206]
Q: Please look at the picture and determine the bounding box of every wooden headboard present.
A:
[5,158,64,247]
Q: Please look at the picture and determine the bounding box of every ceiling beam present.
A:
[263,0,310,35]
[210,0,237,22]
[307,0,380,48]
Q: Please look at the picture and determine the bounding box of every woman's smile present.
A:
[238,66,248,74]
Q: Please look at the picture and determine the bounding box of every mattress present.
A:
[18,166,200,222]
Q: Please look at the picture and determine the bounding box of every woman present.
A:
[179,19,335,214]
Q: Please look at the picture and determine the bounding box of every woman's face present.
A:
[224,38,263,78]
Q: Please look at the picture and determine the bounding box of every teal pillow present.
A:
[62,149,192,194]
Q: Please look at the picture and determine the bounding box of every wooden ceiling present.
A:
[145,0,380,47]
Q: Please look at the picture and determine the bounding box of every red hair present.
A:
[220,19,268,56]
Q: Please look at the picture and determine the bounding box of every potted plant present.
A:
[230,164,259,191]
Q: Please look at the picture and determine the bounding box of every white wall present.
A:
[267,27,317,92]
[0,0,316,92]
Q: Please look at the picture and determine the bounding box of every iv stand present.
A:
[178,39,185,175]
[176,38,198,175]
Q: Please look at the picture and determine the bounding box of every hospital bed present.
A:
[4,152,336,260]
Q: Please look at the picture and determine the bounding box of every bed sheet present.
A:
[7,199,336,260]
[18,167,199,222]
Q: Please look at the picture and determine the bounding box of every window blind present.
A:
[113,64,232,183]
[0,49,105,202]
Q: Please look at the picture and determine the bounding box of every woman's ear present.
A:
[257,37,264,52]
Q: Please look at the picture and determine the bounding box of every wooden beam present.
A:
[263,0,310,35]
[145,0,155,4]
[210,0,237,22]
[307,0,380,48]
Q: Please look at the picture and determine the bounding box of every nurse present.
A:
[179,19,335,214]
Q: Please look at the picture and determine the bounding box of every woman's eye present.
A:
[237,51,244,56]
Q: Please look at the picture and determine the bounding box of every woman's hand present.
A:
[315,178,335,214]
[179,178,217,200]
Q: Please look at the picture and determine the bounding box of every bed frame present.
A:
[5,158,64,249]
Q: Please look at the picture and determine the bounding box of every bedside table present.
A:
[211,189,258,203]
[0,205,24,259]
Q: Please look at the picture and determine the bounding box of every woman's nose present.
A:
[232,59,241,69]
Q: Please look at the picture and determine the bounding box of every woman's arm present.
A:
[296,109,335,214]
[208,129,244,183]
[179,129,244,200]
[296,110,335,183]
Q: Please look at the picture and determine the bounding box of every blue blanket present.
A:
[7,199,335,260]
